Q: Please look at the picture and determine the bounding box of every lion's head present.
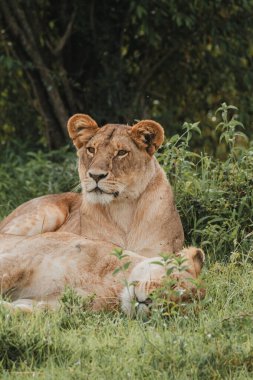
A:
[121,247,205,317]
[67,114,164,204]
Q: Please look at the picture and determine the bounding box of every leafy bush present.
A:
[158,103,253,262]
[0,146,79,218]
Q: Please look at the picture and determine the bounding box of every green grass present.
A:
[0,104,253,378]
[1,264,253,379]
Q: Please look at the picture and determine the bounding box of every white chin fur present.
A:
[85,191,115,205]
[121,285,151,319]
[121,285,135,316]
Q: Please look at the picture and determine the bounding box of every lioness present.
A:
[0,232,205,315]
[0,115,202,315]
[0,114,184,257]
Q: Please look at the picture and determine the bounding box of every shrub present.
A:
[159,103,253,262]
[0,146,79,218]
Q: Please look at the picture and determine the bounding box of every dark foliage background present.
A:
[1,0,253,151]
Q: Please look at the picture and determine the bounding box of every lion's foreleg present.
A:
[0,297,60,313]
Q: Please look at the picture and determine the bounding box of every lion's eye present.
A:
[87,147,95,155]
[117,150,128,157]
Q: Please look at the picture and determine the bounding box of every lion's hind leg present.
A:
[0,193,78,236]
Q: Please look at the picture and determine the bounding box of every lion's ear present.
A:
[190,248,205,275]
[178,247,205,276]
[130,120,164,155]
[67,114,99,149]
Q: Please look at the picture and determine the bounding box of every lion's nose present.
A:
[138,297,152,307]
[88,171,108,183]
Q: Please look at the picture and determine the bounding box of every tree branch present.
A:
[54,10,76,56]
[9,0,37,51]
[0,1,70,138]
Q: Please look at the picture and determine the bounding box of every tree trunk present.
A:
[0,0,75,148]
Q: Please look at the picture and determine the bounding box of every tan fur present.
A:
[0,114,184,257]
[0,232,204,315]
[0,114,190,315]
[67,114,99,149]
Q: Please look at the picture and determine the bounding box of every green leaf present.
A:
[112,267,121,275]
[166,267,176,276]
[191,122,201,135]
[227,105,238,110]
[122,261,131,271]
[151,261,164,266]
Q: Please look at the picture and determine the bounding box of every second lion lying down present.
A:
[0,232,205,316]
